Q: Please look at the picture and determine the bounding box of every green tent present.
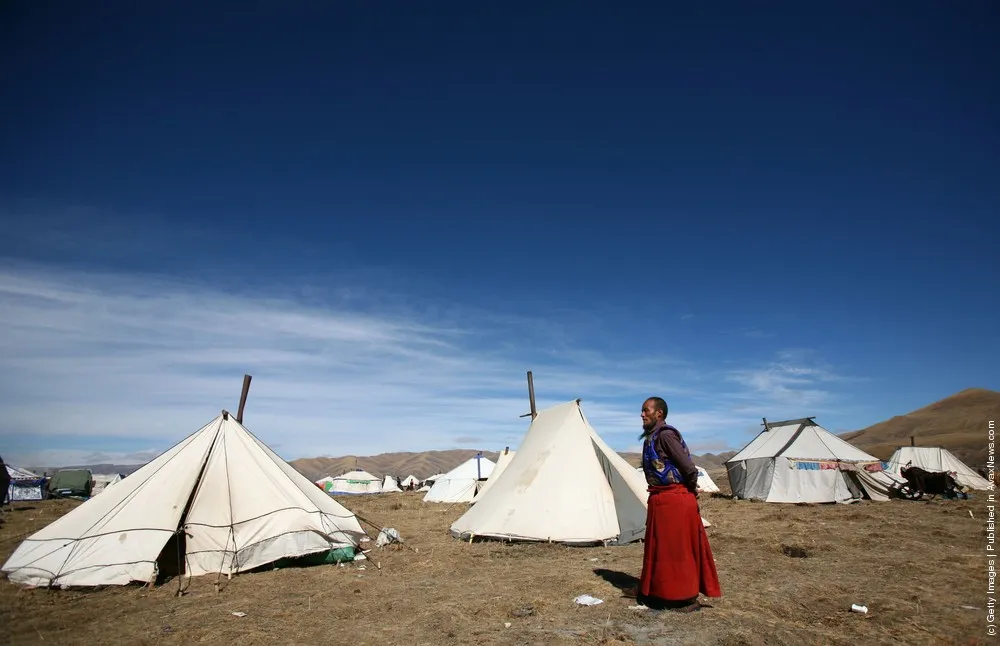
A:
[47,469,93,498]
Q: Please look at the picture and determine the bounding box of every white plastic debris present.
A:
[574,594,604,606]
[504,622,512,628]
[628,604,649,611]
[231,612,247,617]
[850,604,868,614]
[376,527,401,548]
[588,557,599,562]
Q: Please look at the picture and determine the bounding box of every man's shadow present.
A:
[593,568,638,598]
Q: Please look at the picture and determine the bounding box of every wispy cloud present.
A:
[0,263,860,466]
[724,348,862,417]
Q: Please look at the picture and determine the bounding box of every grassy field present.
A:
[0,480,990,646]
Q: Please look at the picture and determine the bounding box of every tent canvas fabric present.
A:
[319,470,382,495]
[6,465,45,502]
[450,400,653,545]
[400,475,419,488]
[885,446,993,490]
[726,417,886,504]
[423,456,496,503]
[2,412,366,588]
[381,475,402,492]
[473,449,516,501]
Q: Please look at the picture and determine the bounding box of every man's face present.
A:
[641,400,663,431]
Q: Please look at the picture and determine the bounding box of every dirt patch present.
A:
[780,544,809,558]
[0,489,989,645]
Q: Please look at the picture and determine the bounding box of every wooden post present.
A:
[762,417,769,430]
[236,374,252,423]
[527,370,537,419]
[518,370,539,419]
[910,436,915,447]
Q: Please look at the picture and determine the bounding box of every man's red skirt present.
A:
[638,484,722,602]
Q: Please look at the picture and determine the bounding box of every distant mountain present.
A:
[290,448,737,482]
[19,448,738,483]
[22,463,144,477]
[839,387,1000,467]
[290,449,504,482]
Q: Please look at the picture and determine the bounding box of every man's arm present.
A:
[657,430,699,493]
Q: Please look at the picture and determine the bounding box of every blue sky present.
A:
[1,2,997,467]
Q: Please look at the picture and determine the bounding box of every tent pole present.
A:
[236,374,252,423]
[527,370,537,419]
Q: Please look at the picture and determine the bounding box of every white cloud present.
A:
[0,262,857,466]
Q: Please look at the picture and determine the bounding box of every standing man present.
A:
[637,397,722,612]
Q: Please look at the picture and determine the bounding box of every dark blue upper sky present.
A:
[0,2,997,464]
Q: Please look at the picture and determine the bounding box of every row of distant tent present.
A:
[1,400,992,589]
[314,472,426,495]
[4,466,125,503]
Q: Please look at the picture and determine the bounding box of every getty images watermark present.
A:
[988,419,996,637]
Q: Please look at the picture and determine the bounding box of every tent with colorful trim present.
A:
[318,469,382,495]
[726,416,890,504]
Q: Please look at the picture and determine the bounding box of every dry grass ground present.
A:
[0,483,991,646]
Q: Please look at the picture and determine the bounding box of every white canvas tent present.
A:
[381,475,402,493]
[696,467,721,493]
[91,473,123,496]
[319,469,382,495]
[726,417,887,504]
[451,400,655,544]
[400,475,419,488]
[886,446,993,490]
[423,456,495,503]
[473,448,516,501]
[2,411,366,588]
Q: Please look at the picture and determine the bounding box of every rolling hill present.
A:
[839,387,1000,467]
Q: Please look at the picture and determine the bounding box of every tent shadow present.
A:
[593,568,639,597]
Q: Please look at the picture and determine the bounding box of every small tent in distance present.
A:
[423,455,495,503]
[451,399,650,545]
[885,446,993,490]
[726,416,889,504]
[318,469,382,495]
[473,448,516,501]
[5,464,46,502]
[381,475,402,493]
[2,411,367,588]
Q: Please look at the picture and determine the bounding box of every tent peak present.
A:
[763,416,815,430]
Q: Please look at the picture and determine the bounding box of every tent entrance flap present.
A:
[591,438,644,544]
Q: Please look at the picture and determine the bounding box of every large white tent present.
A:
[726,417,888,504]
[318,469,382,495]
[400,475,419,489]
[886,446,993,490]
[423,455,495,503]
[2,411,366,588]
[451,400,653,544]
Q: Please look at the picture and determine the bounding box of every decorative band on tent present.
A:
[790,460,884,472]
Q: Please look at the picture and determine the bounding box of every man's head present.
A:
[641,397,668,431]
